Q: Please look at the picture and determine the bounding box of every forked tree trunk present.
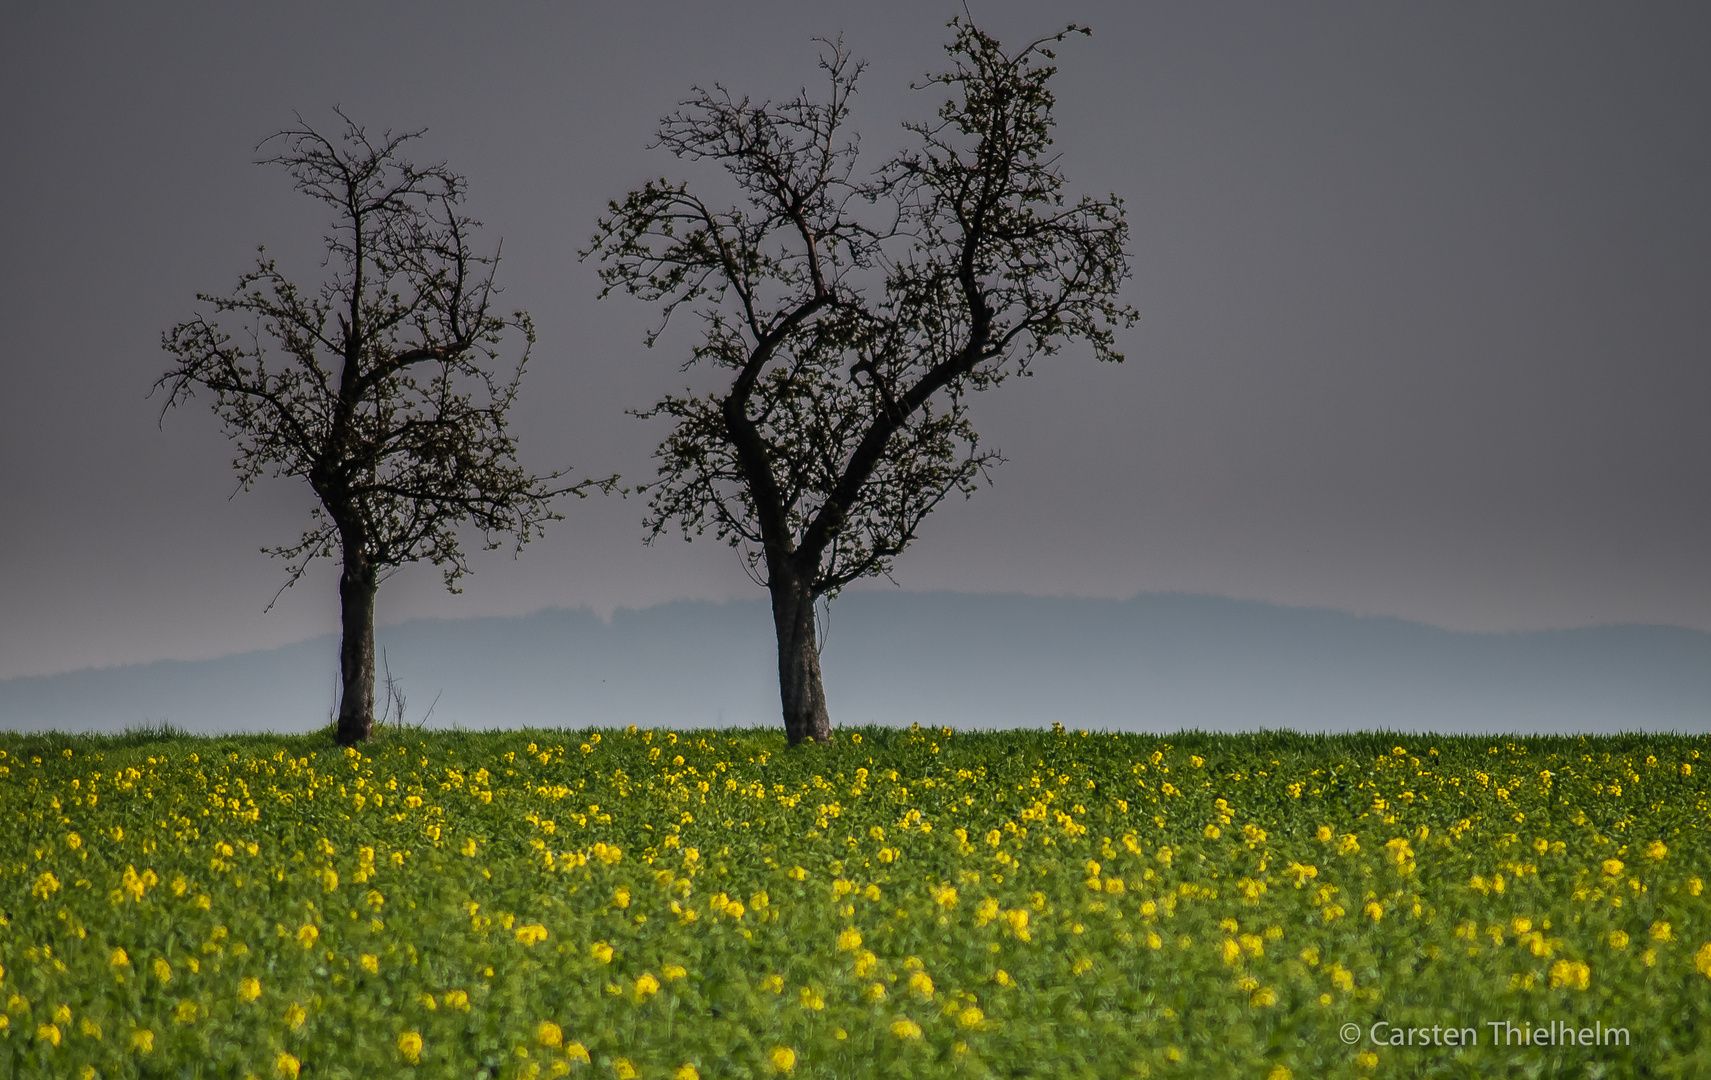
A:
[335,552,378,745]
[770,573,833,745]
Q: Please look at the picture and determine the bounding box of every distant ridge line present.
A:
[2,592,1705,735]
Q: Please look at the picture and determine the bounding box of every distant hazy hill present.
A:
[2,592,1706,735]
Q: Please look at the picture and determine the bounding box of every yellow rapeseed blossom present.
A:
[1602,859,1625,878]
[130,1029,154,1053]
[565,1043,591,1063]
[591,942,614,964]
[891,1019,923,1039]
[1549,960,1591,990]
[613,1059,637,1080]
[285,1003,307,1030]
[153,958,172,983]
[516,924,549,946]
[360,954,379,973]
[837,928,863,951]
[276,1052,301,1079]
[1651,921,1674,942]
[36,1022,61,1046]
[110,948,129,968]
[537,1021,563,1048]
[1610,931,1630,949]
[675,1066,701,1080]
[1694,943,1711,977]
[296,924,318,949]
[635,973,661,998]
[1646,841,1668,861]
[398,1030,423,1063]
[239,977,262,1002]
[770,1046,796,1073]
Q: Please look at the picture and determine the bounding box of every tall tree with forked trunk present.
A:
[589,21,1135,744]
[159,113,608,745]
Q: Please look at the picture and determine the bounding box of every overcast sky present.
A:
[2,2,1708,681]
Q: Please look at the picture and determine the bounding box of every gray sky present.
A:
[2,1,1708,681]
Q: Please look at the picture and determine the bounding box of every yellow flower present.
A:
[591,942,614,964]
[837,927,863,951]
[110,948,130,968]
[276,1052,301,1079]
[1650,921,1674,942]
[614,1059,637,1080]
[173,1001,198,1023]
[1204,825,1221,839]
[1646,841,1668,861]
[36,1022,61,1046]
[1602,859,1625,878]
[760,974,784,993]
[663,965,687,981]
[516,924,550,946]
[537,1021,563,1048]
[770,1046,797,1073]
[1548,960,1591,990]
[1005,908,1031,941]
[1355,1050,1378,1068]
[958,1006,985,1027]
[909,971,935,997]
[285,1003,307,1030]
[130,1029,154,1053]
[79,1017,102,1040]
[565,1042,591,1064]
[398,1030,423,1063]
[635,973,661,998]
[1609,931,1629,949]
[674,1066,701,1080]
[296,924,319,949]
[613,888,631,909]
[361,954,379,973]
[444,990,470,1010]
[1251,987,1278,1007]
[891,1019,923,1040]
[1694,942,1711,977]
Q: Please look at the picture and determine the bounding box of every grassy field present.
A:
[1,723,1707,1079]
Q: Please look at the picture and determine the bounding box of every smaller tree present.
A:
[590,21,1134,745]
[158,112,606,745]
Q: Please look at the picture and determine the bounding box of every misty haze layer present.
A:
[2,593,1704,736]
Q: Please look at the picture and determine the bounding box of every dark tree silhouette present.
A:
[159,113,608,745]
[589,21,1135,744]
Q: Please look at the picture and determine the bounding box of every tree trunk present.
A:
[335,552,378,745]
[770,573,833,745]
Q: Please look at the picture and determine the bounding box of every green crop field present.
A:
[1,724,1706,1079]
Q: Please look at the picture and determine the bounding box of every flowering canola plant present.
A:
[0,725,1707,1078]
